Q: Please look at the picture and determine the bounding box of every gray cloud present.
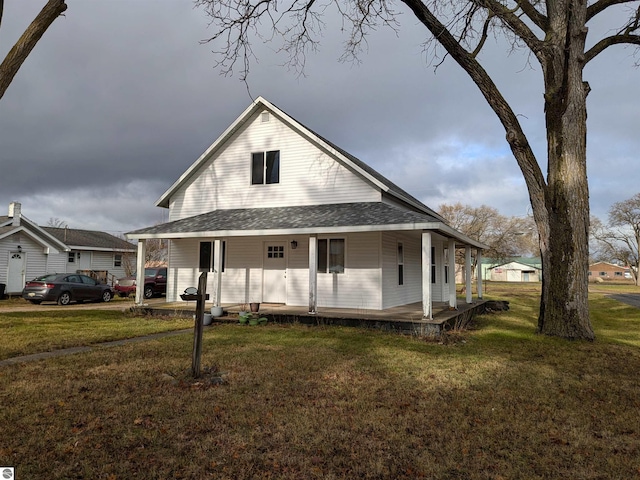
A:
[0,1,637,231]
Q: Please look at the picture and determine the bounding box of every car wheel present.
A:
[102,290,112,303]
[28,300,42,305]
[57,291,72,306]
[143,285,154,299]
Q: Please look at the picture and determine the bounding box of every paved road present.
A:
[609,294,640,309]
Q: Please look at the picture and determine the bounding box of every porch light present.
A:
[291,240,298,249]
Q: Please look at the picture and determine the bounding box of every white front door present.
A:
[7,251,26,294]
[263,243,286,303]
[78,251,91,271]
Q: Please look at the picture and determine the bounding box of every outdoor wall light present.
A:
[17,245,22,252]
[291,240,298,250]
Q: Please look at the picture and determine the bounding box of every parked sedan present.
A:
[22,273,114,305]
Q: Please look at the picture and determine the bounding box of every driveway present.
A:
[0,297,166,313]
[609,294,640,309]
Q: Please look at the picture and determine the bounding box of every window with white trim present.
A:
[114,254,123,268]
[431,246,436,284]
[251,150,280,185]
[68,252,75,263]
[318,238,345,274]
[199,241,226,273]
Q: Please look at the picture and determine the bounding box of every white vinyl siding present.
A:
[381,232,423,308]
[0,235,58,293]
[168,112,380,221]
[168,232,382,309]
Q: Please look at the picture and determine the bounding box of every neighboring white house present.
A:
[488,260,541,282]
[127,97,487,318]
[0,202,137,294]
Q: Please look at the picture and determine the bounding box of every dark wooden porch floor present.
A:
[137,298,488,336]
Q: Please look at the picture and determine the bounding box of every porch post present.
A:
[465,245,473,304]
[309,235,318,314]
[448,238,457,309]
[422,232,432,319]
[477,249,483,299]
[135,239,146,305]
[213,239,223,307]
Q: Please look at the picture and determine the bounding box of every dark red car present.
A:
[114,267,167,299]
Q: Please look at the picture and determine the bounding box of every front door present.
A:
[263,243,286,303]
[7,251,26,294]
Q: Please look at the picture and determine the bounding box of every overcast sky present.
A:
[1,1,638,236]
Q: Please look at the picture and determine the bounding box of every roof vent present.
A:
[261,112,270,123]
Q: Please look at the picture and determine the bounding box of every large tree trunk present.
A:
[0,0,67,101]
[536,0,594,340]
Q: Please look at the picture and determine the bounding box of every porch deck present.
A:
[137,298,488,336]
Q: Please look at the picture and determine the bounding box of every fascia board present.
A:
[155,100,263,208]
[128,222,486,251]
[68,245,137,253]
[0,225,67,253]
[20,217,70,251]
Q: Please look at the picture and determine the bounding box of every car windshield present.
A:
[144,268,159,276]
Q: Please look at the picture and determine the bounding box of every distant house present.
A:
[487,259,542,282]
[0,202,136,294]
[588,261,631,281]
[127,96,487,317]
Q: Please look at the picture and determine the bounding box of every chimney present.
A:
[8,202,21,227]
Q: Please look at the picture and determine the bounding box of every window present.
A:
[114,254,122,267]
[251,150,280,185]
[615,271,623,277]
[317,238,345,274]
[397,242,404,286]
[444,247,449,284]
[267,245,284,258]
[431,246,436,284]
[600,271,606,276]
[588,271,592,276]
[199,241,226,273]
[68,252,75,263]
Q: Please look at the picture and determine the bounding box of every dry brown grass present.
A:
[1,283,640,479]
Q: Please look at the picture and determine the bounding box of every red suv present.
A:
[115,267,167,299]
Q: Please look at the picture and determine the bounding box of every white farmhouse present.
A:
[127,97,486,317]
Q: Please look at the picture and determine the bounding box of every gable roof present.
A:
[155,96,446,222]
[0,215,69,253]
[42,227,136,252]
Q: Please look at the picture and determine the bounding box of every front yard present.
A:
[1,283,639,479]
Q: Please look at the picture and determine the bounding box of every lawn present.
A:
[1,283,640,479]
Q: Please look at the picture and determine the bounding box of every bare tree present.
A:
[591,195,640,285]
[439,203,537,274]
[197,0,640,340]
[46,217,67,228]
[144,238,168,267]
[0,0,67,101]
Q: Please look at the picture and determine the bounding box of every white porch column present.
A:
[422,232,432,319]
[477,249,483,299]
[213,239,223,307]
[448,238,457,309]
[465,245,473,304]
[308,235,318,314]
[135,239,146,305]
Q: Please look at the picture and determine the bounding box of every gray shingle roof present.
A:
[42,227,136,250]
[128,202,441,237]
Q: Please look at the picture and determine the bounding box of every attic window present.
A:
[261,112,270,123]
[251,150,280,185]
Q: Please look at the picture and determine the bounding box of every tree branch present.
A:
[0,0,67,100]
[587,0,637,22]
[474,0,545,57]
[400,0,548,229]
[515,0,548,31]
[585,33,640,63]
